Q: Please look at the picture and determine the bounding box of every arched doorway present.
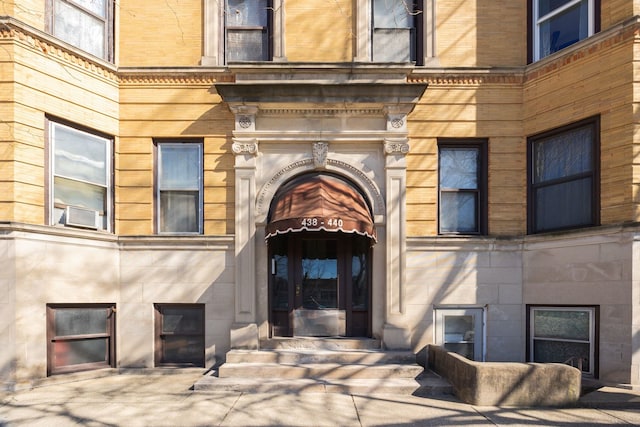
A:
[266,173,376,337]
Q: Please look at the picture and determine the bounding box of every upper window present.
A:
[438,140,488,235]
[156,142,203,234]
[528,117,599,234]
[372,0,421,63]
[49,120,112,231]
[50,0,113,61]
[531,0,599,61]
[225,0,272,62]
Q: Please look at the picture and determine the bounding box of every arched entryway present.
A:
[265,173,376,338]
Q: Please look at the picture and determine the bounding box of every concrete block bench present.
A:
[426,345,581,407]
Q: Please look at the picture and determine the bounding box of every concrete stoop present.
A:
[193,338,453,396]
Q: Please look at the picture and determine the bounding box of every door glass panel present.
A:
[301,239,338,309]
[352,237,369,310]
[436,309,484,361]
[271,238,289,310]
[443,315,475,360]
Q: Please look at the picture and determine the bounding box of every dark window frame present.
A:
[527,116,600,234]
[46,303,116,376]
[527,0,600,63]
[371,0,424,65]
[47,0,115,62]
[437,138,488,235]
[153,139,204,235]
[526,304,599,378]
[154,304,205,367]
[225,0,273,63]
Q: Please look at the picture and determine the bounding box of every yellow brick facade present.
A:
[1,0,639,236]
[118,0,203,67]
[285,0,354,62]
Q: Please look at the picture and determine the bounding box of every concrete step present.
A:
[218,362,424,380]
[226,349,416,365]
[259,337,382,351]
[194,370,454,396]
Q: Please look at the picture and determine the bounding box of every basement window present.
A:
[47,304,116,375]
[528,306,597,376]
[155,304,205,367]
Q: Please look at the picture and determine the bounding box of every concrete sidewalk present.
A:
[1,370,640,426]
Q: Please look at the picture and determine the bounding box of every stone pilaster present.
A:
[231,135,259,349]
[383,137,410,349]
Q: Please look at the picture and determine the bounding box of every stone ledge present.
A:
[427,345,581,407]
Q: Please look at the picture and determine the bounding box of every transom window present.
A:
[531,0,599,61]
[225,0,271,62]
[372,0,420,63]
[49,120,112,231]
[529,306,597,376]
[528,117,599,234]
[438,140,488,235]
[50,0,113,61]
[156,142,203,234]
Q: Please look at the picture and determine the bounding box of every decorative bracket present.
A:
[384,139,410,155]
[313,141,329,169]
[232,138,259,156]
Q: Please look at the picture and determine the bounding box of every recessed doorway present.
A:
[265,173,376,338]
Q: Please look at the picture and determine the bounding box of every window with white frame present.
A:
[372,0,419,63]
[529,306,597,376]
[528,116,599,234]
[438,140,487,235]
[532,0,598,61]
[49,121,112,231]
[435,307,484,361]
[225,0,271,62]
[156,142,203,234]
[50,0,113,61]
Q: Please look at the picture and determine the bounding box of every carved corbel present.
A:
[384,139,410,155]
[232,138,259,156]
[229,105,258,132]
[383,106,409,132]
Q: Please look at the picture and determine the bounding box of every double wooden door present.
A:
[269,232,371,337]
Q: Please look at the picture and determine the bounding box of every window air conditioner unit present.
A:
[65,206,99,230]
